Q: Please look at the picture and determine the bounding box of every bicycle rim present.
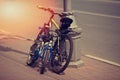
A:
[26,42,41,67]
[51,35,73,74]
[26,52,35,66]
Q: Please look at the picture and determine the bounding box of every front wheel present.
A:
[26,52,35,66]
[26,43,40,66]
[51,34,73,74]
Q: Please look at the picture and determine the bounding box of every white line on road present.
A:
[52,7,120,19]
[73,10,120,19]
[85,54,120,67]
[86,0,120,3]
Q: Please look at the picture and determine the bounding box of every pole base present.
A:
[69,60,84,68]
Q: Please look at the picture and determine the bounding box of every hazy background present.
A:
[0,0,60,38]
[0,0,60,54]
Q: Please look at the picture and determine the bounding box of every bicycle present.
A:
[26,5,73,74]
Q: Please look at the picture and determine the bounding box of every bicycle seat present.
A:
[60,17,73,30]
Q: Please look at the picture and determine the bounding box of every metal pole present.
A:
[63,0,83,67]
[63,0,71,12]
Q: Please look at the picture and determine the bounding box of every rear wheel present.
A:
[51,34,73,74]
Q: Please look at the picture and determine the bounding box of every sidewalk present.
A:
[0,44,120,80]
[45,55,120,80]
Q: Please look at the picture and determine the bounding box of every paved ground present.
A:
[0,51,120,80]
[29,55,120,80]
[44,56,120,80]
[69,56,120,80]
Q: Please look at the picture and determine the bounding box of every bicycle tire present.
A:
[51,34,73,74]
[26,43,40,66]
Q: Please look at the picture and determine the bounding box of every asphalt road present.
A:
[72,0,120,16]
[68,0,120,64]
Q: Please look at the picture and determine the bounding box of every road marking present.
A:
[87,0,120,3]
[52,7,120,19]
[73,10,120,19]
[85,54,120,67]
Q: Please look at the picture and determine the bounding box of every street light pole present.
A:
[63,0,83,67]
[63,0,71,12]
[63,0,79,28]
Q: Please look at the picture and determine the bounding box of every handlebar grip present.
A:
[37,5,54,13]
[37,5,42,8]
[37,5,46,10]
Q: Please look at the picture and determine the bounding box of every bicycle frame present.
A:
[40,42,53,62]
[37,5,60,29]
[51,19,60,29]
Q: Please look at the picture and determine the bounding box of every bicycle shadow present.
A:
[0,45,27,55]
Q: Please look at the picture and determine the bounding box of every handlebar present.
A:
[37,5,54,13]
[37,5,62,17]
[37,5,73,29]
[37,5,73,17]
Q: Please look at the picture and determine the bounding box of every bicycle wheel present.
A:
[26,43,40,66]
[40,49,50,74]
[51,34,73,74]
[26,52,35,66]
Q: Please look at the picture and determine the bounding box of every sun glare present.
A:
[4,3,16,15]
[0,0,58,38]
[1,1,22,18]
